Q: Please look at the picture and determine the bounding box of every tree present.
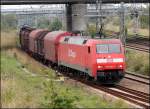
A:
[1,14,17,31]
[37,17,62,31]
[37,17,51,29]
[86,24,96,38]
[51,18,62,31]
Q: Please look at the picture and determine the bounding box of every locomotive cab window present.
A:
[109,44,121,53]
[96,44,108,53]
[96,44,121,54]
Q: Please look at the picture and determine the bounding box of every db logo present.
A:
[68,49,76,58]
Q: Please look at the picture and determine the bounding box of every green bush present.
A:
[51,18,62,31]
[41,69,77,108]
[42,80,77,108]
[86,24,96,38]
[37,17,52,29]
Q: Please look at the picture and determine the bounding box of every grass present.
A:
[1,51,45,108]
[104,21,149,37]
[6,48,52,76]
[126,49,150,76]
[1,30,18,50]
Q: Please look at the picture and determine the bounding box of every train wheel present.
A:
[86,75,93,81]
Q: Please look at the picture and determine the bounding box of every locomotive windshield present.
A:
[96,44,121,53]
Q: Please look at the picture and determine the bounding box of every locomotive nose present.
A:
[95,57,125,84]
[96,58,124,70]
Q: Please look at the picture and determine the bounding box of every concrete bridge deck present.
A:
[1,0,149,5]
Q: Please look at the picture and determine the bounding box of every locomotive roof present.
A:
[61,36,121,45]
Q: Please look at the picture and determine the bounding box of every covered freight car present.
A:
[36,30,50,58]
[19,26,35,51]
[29,29,48,55]
[44,31,72,64]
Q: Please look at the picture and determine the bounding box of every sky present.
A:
[1,4,148,10]
[2,5,39,9]
[1,5,64,10]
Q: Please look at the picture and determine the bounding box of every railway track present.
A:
[109,85,150,108]
[126,44,149,53]
[126,72,150,80]
[43,59,149,108]
[126,36,149,53]
[126,39,149,47]
[68,75,150,109]
[59,71,150,108]
[106,34,150,53]
[125,72,150,85]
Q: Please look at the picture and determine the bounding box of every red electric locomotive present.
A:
[58,36,125,84]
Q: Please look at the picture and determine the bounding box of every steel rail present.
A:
[72,77,150,108]
[116,85,150,100]
[126,44,149,53]
[125,72,150,80]
[124,76,150,85]
[126,41,149,47]
[59,72,150,108]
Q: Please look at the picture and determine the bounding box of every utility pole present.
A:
[119,2,126,46]
[131,2,139,36]
[133,10,139,36]
[96,0,99,32]
[96,0,103,38]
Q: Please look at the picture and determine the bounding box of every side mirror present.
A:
[88,46,91,53]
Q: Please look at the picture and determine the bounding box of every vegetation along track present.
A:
[125,72,150,85]
[68,76,150,109]
[47,64,150,108]
[18,48,150,108]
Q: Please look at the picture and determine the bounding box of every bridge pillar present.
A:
[66,4,72,31]
[66,4,87,32]
[72,4,87,32]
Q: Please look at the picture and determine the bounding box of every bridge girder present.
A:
[1,0,149,5]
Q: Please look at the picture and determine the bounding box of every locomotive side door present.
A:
[84,46,92,76]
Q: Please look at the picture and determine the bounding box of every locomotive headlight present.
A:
[113,58,123,62]
[97,59,107,63]
[118,65,123,68]
[98,65,103,68]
